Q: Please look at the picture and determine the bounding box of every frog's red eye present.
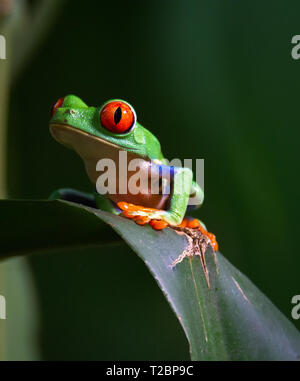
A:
[100,101,135,134]
[51,97,65,117]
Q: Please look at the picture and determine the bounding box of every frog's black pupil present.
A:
[114,107,122,125]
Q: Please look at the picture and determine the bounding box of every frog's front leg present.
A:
[117,167,219,252]
[118,166,193,228]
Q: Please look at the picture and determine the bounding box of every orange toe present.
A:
[178,219,188,228]
[149,220,168,230]
[134,216,150,225]
[206,232,219,251]
[118,201,128,211]
[122,211,137,219]
[187,219,201,229]
[178,218,201,229]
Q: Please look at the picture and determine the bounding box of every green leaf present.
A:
[1,199,300,360]
[0,199,119,258]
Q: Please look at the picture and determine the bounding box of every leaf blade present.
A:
[0,199,119,258]
[93,206,300,360]
[1,199,300,360]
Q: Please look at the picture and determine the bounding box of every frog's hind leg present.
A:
[94,193,120,215]
[179,216,219,252]
[117,166,194,229]
[49,188,97,208]
[49,188,120,215]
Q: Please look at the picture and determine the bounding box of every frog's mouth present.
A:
[49,122,150,188]
[50,122,144,180]
[49,122,133,152]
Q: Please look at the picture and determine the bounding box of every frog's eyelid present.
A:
[51,97,65,117]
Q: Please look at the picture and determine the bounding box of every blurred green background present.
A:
[1,0,300,360]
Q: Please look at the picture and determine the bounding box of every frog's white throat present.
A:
[49,123,169,210]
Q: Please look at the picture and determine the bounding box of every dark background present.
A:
[4,0,300,359]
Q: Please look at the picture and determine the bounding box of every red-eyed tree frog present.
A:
[49,95,218,251]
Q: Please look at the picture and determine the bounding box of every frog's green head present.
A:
[49,95,164,161]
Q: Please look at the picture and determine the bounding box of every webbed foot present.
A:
[117,202,218,251]
[117,202,168,229]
